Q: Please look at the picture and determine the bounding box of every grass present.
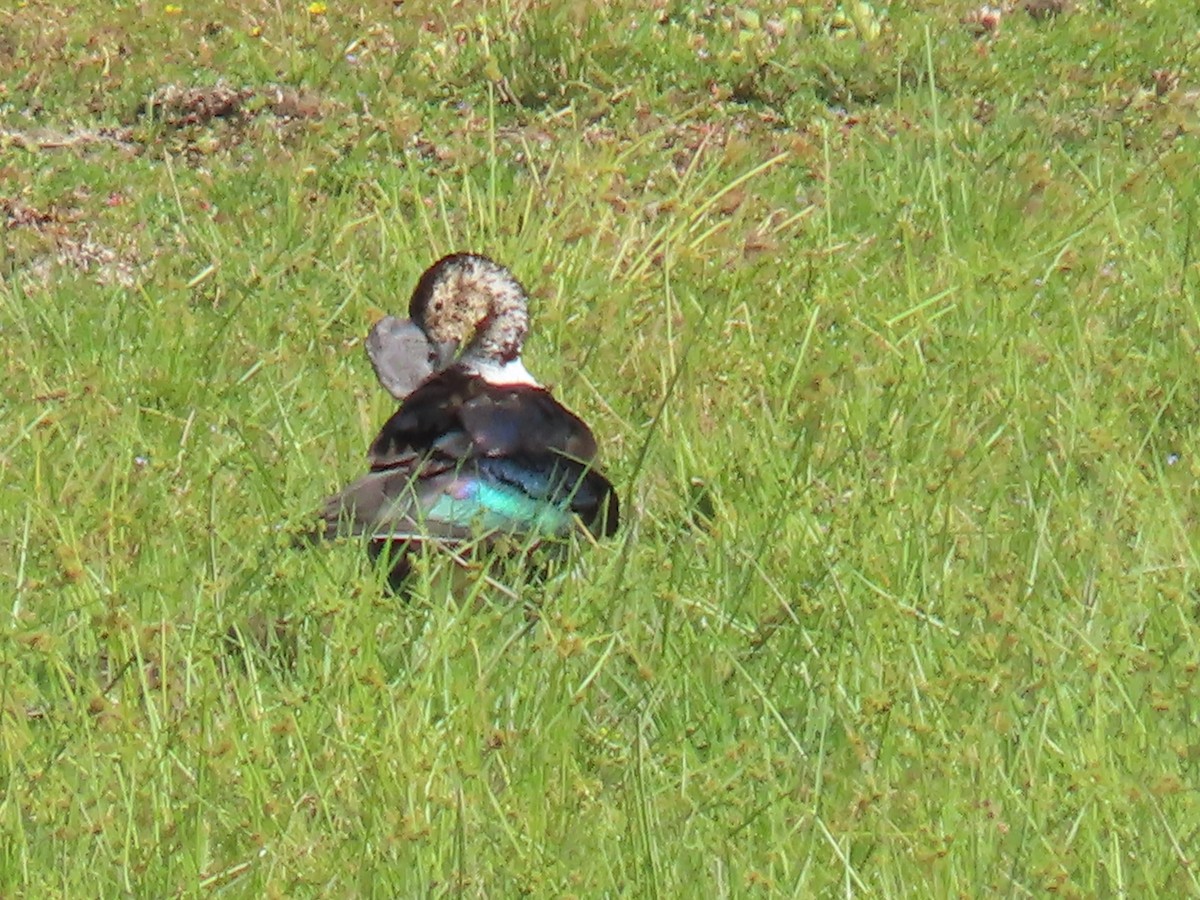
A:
[2,0,1199,894]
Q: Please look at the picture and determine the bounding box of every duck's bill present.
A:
[366,316,449,401]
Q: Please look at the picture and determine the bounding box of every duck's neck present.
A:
[470,302,528,364]
[461,355,540,387]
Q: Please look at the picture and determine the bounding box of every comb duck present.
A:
[319,253,619,580]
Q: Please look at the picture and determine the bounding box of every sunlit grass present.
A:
[2,0,1199,895]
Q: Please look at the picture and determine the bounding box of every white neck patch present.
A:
[464,356,541,387]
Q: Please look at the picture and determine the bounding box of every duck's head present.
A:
[409,254,533,383]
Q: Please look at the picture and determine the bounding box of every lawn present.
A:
[2,0,1199,895]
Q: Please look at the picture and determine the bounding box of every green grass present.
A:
[3,0,1200,894]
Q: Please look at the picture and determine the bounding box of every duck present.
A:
[318,252,619,581]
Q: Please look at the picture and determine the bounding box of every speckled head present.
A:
[409,253,530,364]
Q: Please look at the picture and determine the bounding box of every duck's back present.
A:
[323,365,618,544]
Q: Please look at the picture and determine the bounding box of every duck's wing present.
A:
[322,455,617,544]
[321,367,618,542]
